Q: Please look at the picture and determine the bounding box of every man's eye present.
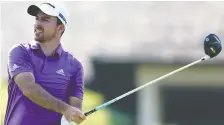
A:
[42,18,49,21]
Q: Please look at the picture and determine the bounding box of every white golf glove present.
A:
[61,115,77,125]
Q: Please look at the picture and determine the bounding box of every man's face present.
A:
[34,10,59,43]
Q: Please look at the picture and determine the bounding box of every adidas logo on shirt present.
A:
[11,64,19,71]
[56,69,65,76]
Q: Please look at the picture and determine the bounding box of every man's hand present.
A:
[63,106,86,124]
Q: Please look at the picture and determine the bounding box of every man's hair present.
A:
[57,18,65,36]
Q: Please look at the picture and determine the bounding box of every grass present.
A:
[0,81,8,125]
[0,80,112,125]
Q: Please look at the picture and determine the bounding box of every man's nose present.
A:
[35,19,43,26]
[34,21,42,28]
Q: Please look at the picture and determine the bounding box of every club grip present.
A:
[84,108,97,116]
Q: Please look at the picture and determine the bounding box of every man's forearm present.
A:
[24,82,69,114]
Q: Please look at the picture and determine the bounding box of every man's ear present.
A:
[58,25,65,33]
[60,25,65,32]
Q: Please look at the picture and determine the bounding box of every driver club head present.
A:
[204,34,222,58]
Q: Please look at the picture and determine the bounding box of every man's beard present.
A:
[34,30,56,43]
[35,33,45,43]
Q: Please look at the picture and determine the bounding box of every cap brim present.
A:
[27,5,40,16]
[27,4,57,17]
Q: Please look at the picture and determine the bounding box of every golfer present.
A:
[4,1,86,125]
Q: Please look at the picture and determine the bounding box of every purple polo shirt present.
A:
[4,41,84,125]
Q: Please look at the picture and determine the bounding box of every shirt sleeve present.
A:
[68,61,84,100]
[8,44,33,79]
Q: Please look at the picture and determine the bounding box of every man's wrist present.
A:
[57,100,70,114]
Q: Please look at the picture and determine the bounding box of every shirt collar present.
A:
[30,41,63,57]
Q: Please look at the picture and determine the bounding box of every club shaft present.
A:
[84,56,210,116]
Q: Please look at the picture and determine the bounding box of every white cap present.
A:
[27,1,69,29]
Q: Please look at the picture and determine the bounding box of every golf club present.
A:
[84,34,222,116]
[61,34,222,125]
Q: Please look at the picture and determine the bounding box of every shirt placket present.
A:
[42,56,55,74]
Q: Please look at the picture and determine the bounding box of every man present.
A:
[4,1,86,125]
